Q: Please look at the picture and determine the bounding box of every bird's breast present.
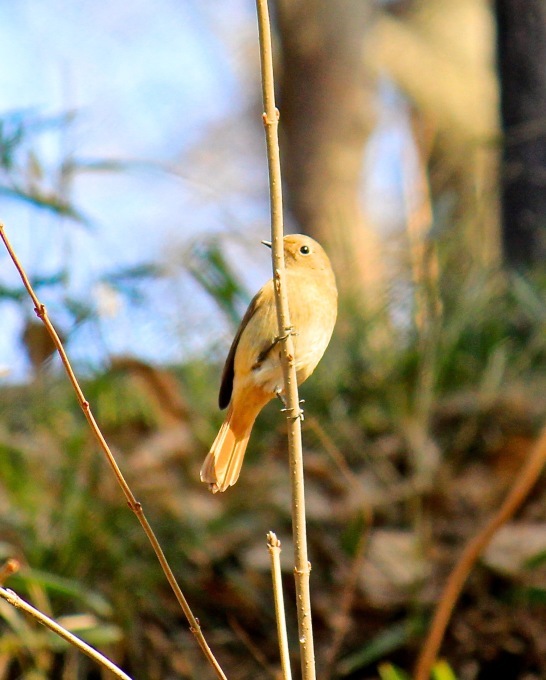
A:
[248,269,336,394]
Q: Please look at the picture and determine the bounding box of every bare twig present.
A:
[0,587,132,680]
[267,532,293,680]
[255,2,316,678]
[0,223,227,680]
[415,424,546,680]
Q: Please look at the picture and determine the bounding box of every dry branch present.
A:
[255,1,317,678]
[415,424,546,679]
[0,223,227,680]
[0,587,132,680]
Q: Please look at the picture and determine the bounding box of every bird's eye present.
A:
[299,245,310,255]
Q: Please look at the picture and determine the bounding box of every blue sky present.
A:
[0,0,407,382]
[0,0,276,379]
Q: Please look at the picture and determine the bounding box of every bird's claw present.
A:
[276,389,305,420]
[275,388,286,407]
[277,325,298,342]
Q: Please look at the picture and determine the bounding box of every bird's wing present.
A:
[218,286,266,409]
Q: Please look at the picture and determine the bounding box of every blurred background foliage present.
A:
[2,0,546,678]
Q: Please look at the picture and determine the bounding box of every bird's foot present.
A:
[276,391,305,421]
[286,406,304,422]
[275,388,287,407]
[277,325,298,342]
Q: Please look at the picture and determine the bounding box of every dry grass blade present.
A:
[0,223,227,680]
[415,424,546,680]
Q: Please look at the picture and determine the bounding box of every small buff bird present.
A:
[200,233,338,493]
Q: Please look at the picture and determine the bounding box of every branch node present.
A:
[126,500,143,515]
[262,108,280,126]
[294,562,311,576]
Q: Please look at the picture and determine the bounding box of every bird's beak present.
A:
[261,240,272,249]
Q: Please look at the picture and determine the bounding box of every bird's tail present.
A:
[200,405,255,493]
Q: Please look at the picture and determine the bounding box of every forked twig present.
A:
[255,1,317,678]
[0,586,132,680]
[415,424,546,679]
[0,223,227,680]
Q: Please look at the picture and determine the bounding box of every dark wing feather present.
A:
[218,289,264,409]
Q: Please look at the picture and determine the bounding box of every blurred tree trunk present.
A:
[370,0,501,270]
[495,0,546,267]
[273,0,385,307]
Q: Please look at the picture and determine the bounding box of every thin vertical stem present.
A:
[255,2,317,679]
[267,532,293,680]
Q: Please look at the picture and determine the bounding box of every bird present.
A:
[200,233,337,493]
